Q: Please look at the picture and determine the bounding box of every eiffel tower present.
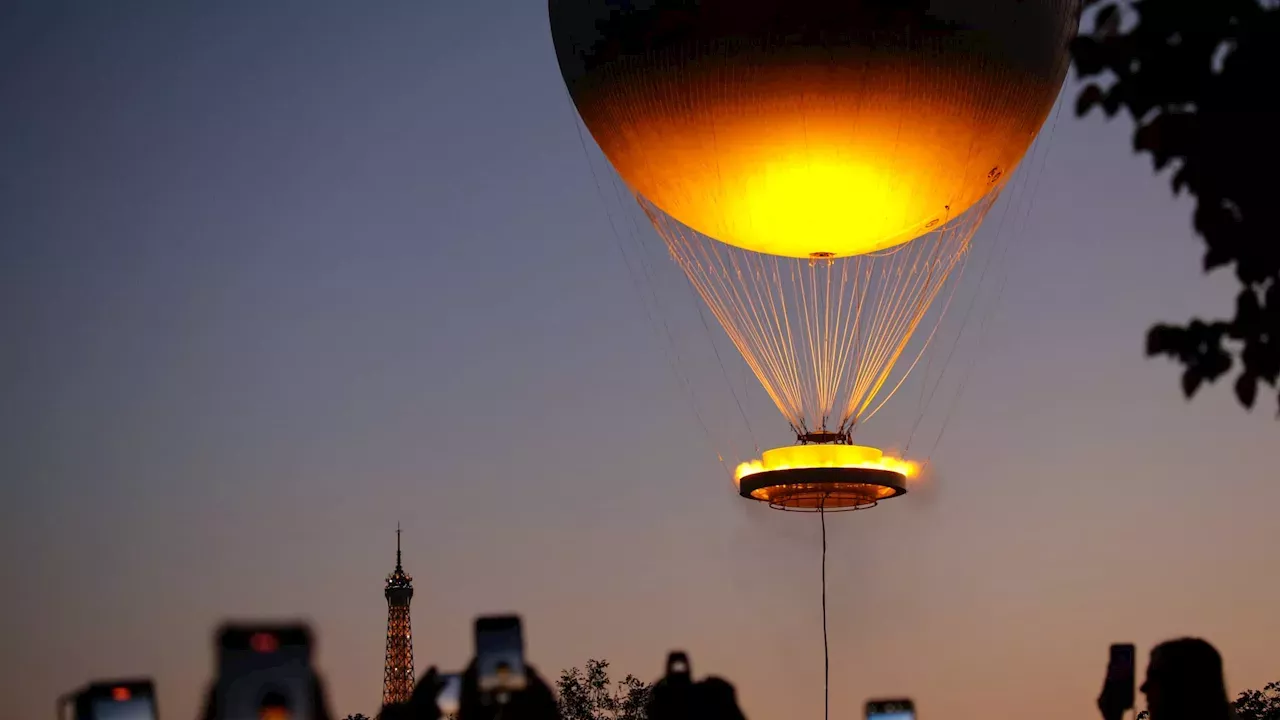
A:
[382,524,415,706]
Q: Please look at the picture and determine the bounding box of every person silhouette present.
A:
[1099,638,1232,720]
[646,653,747,720]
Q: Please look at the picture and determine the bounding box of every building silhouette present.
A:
[382,525,415,706]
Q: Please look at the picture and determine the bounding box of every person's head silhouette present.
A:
[1141,638,1231,720]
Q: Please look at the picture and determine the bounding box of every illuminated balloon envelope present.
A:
[550,0,1078,509]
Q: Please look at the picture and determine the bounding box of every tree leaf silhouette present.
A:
[1072,0,1280,414]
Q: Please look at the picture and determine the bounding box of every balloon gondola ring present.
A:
[738,466,908,512]
[733,443,915,512]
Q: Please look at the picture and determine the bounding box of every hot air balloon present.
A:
[550,0,1078,511]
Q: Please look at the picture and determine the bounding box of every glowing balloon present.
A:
[552,0,1078,509]
[550,0,1078,258]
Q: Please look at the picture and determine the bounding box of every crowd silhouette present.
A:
[373,649,749,720]
[61,609,1239,720]
[121,626,1230,720]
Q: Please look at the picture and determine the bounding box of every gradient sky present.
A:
[2,3,1277,720]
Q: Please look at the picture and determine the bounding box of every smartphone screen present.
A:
[89,696,157,720]
[216,624,314,720]
[666,652,691,684]
[1107,643,1137,710]
[78,681,158,720]
[475,616,527,696]
[866,698,915,720]
[436,673,462,718]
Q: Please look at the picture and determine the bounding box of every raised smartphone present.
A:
[216,623,314,720]
[1106,643,1137,711]
[475,615,527,698]
[666,652,691,684]
[75,680,158,720]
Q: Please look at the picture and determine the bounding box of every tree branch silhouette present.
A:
[1071,0,1280,413]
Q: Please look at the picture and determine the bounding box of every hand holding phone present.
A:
[215,624,315,720]
[459,619,558,720]
[74,680,158,720]
[645,651,695,719]
[1098,643,1136,720]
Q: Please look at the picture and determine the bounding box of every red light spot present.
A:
[111,687,131,702]
[250,633,279,653]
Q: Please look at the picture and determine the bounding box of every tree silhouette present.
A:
[1234,682,1280,720]
[1134,680,1280,719]
[557,659,651,720]
[1071,0,1280,413]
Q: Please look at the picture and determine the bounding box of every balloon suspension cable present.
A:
[821,497,829,720]
[642,194,996,435]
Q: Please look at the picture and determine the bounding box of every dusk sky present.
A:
[2,3,1277,720]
